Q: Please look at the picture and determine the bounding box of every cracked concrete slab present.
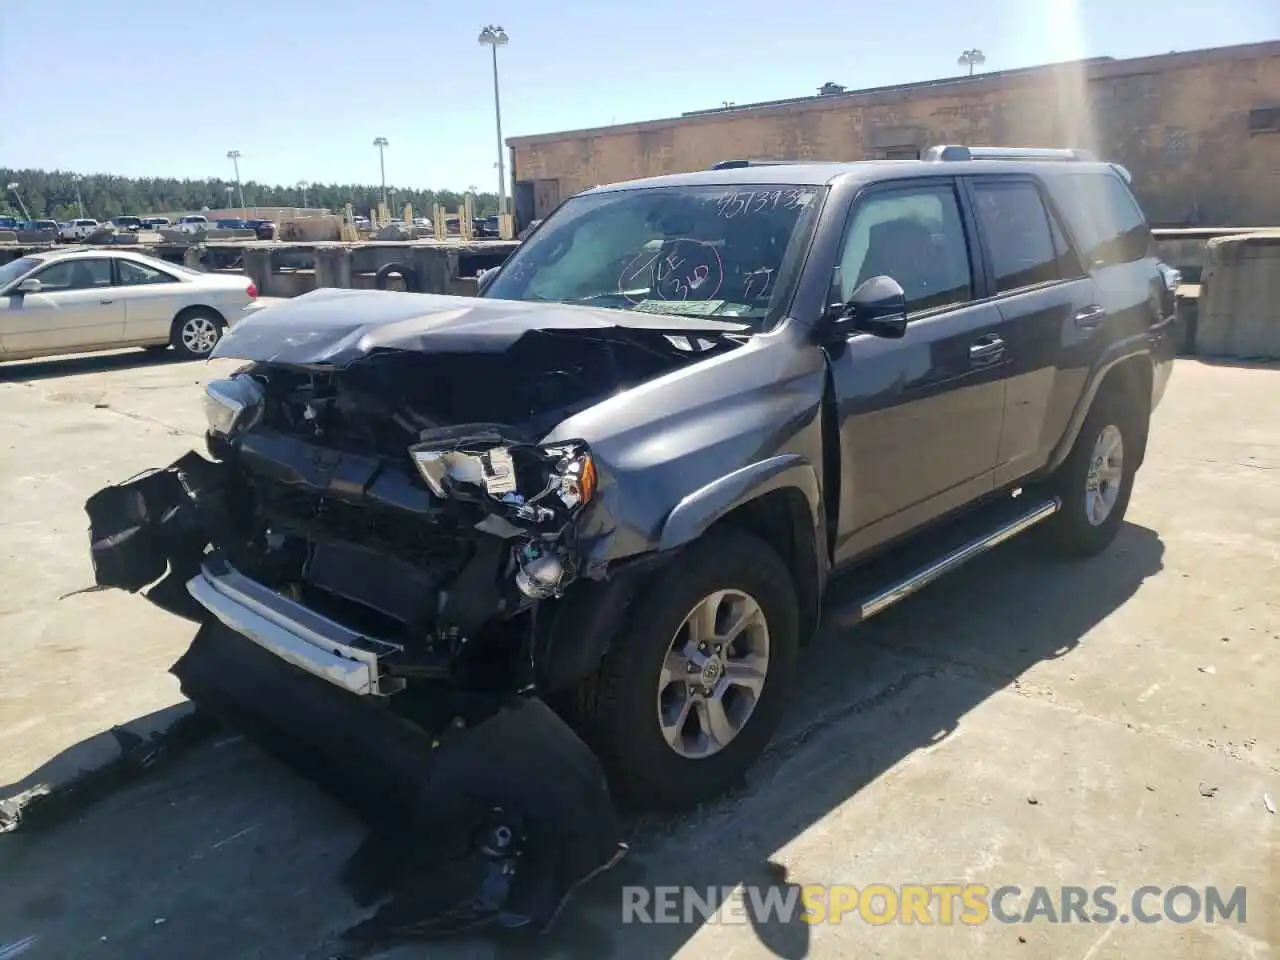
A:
[0,355,1276,959]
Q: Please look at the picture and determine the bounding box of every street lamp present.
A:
[72,174,85,218]
[478,24,509,216]
[373,137,389,209]
[6,182,31,221]
[958,49,986,76]
[226,150,245,210]
[297,180,309,209]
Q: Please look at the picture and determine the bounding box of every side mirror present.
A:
[15,278,42,295]
[829,275,908,339]
[476,266,498,295]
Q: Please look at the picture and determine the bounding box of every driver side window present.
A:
[835,183,974,315]
[32,258,113,292]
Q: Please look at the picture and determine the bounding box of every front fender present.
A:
[657,454,821,551]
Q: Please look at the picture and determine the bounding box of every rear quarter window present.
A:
[1045,172,1152,268]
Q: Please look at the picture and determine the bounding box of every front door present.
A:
[0,257,124,358]
[826,179,1010,564]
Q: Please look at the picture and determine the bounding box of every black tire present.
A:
[571,528,799,810]
[170,308,224,360]
[374,261,419,292]
[1042,385,1143,557]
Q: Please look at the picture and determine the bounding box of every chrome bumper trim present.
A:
[186,561,400,696]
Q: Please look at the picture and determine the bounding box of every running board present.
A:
[823,496,1061,628]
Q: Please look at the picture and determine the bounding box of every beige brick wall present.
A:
[511,43,1280,227]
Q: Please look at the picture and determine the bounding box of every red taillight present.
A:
[246,282,259,299]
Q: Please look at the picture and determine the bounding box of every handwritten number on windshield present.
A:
[619,239,723,303]
[716,190,808,219]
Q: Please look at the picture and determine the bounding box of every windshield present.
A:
[483,183,823,329]
[0,256,41,289]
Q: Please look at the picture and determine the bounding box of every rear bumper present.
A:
[187,556,401,697]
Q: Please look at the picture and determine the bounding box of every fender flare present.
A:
[374,261,420,292]
[656,454,822,552]
[1046,337,1154,475]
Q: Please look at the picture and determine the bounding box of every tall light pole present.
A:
[478,25,509,216]
[226,149,244,210]
[958,49,986,76]
[297,180,309,209]
[224,185,235,211]
[6,182,31,221]
[72,174,85,218]
[373,137,389,209]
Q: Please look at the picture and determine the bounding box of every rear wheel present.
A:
[1042,386,1142,557]
[571,529,798,809]
[171,308,224,360]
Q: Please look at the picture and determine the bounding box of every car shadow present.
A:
[0,348,194,383]
[0,522,1164,960]
[485,521,1166,960]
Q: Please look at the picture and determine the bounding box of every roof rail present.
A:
[709,159,799,170]
[921,145,1099,163]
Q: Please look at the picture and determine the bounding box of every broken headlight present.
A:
[408,437,597,528]
[203,374,264,438]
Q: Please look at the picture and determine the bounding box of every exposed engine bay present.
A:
[82,303,748,942]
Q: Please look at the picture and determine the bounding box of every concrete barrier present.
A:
[14,229,57,245]
[1197,231,1280,360]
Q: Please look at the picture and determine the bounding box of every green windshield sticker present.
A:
[632,299,725,316]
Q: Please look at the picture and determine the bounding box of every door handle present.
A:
[969,334,1006,364]
[1074,305,1107,330]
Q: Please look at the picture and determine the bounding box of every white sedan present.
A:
[0,249,261,362]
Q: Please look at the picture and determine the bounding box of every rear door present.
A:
[115,256,188,342]
[961,175,1099,486]
[0,258,124,356]
[827,178,1011,563]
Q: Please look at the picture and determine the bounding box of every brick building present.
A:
[507,41,1280,228]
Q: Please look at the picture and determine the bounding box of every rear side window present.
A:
[1046,172,1152,267]
[971,180,1066,293]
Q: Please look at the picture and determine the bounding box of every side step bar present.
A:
[825,496,1061,628]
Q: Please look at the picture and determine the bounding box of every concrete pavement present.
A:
[0,352,1276,958]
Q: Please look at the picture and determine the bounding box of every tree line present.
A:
[0,168,499,222]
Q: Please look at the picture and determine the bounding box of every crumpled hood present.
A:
[213,288,750,367]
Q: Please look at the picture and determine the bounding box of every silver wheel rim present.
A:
[181,315,219,354]
[657,589,770,759]
[1085,424,1124,526]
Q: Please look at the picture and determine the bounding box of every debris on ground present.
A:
[1026,795,1039,806]
[1197,665,1216,675]
[1198,783,1219,798]
[1265,793,1276,815]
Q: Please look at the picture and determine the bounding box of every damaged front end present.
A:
[84,302,748,940]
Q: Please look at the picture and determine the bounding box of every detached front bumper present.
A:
[187,555,400,697]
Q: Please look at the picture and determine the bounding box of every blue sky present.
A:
[1,0,1274,192]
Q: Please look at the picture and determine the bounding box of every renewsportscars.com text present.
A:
[621,884,1248,926]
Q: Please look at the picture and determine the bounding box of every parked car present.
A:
[81,146,1176,825]
[26,219,59,235]
[140,217,172,230]
[245,219,276,240]
[111,215,143,232]
[174,215,210,234]
[0,248,260,361]
[58,218,100,242]
[214,218,250,230]
[0,216,18,230]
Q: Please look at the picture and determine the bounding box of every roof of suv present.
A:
[587,158,1123,194]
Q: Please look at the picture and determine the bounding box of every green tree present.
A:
[0,168,499,221]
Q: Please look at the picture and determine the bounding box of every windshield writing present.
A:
[484,184,821,328]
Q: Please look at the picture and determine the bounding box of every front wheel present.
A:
[1042,386,1143,557]
[571,529,799,810]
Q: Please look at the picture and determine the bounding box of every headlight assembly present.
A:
[203,374,265,437]
[408,436,596,528]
